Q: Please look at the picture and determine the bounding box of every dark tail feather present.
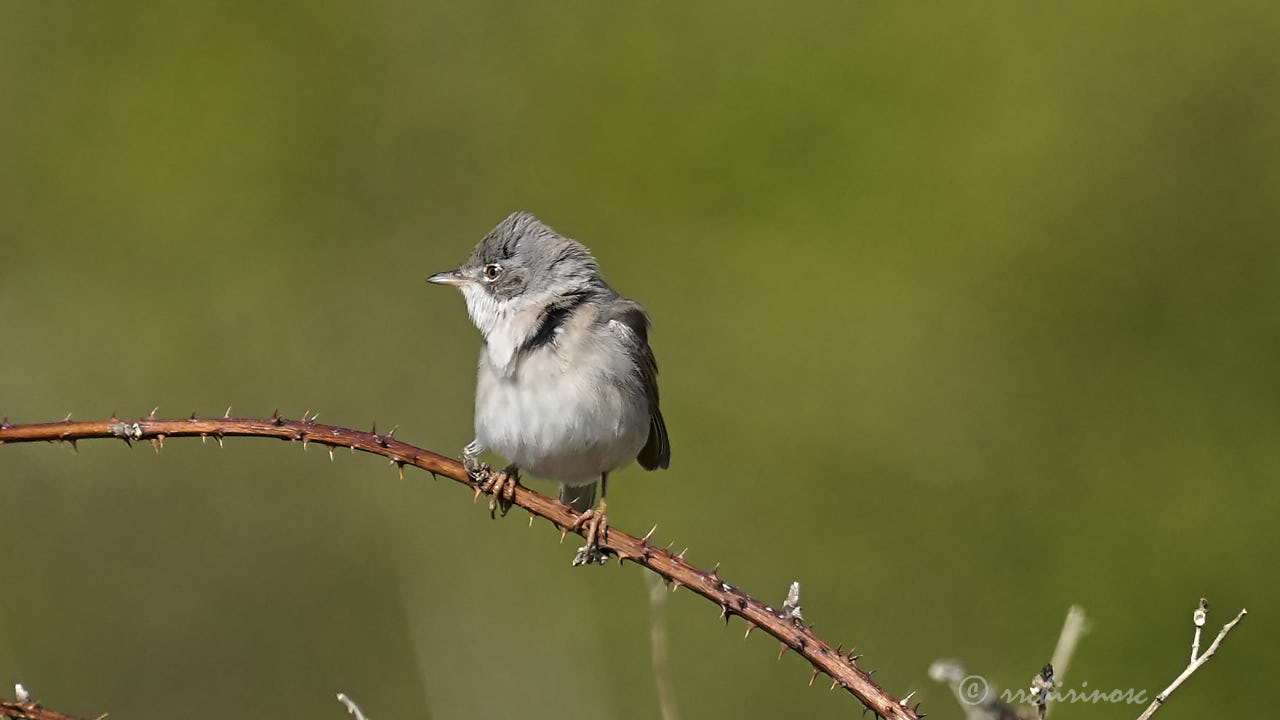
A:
[559,482,596,513]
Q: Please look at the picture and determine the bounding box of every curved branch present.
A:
[0,413,921,719]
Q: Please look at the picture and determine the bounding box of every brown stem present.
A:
[0,699,95,720]
[0,413,922,719]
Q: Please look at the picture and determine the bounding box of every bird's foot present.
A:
[466,457,519,518]
[571,503,610,566]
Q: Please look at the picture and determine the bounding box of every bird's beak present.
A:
[426,268,468,287]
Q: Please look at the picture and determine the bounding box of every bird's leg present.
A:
[462,439,487,478]
[462,441,519,518]
[572,474,610,566]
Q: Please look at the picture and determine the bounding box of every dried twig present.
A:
[1135,599,1247,720]
[0,698,94,720]
[0,413,921,719]
[645,572,681,720]
[1043,605,1087,720]
[336,692,370,720]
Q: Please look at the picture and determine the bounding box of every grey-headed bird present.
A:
[428,212,670,564]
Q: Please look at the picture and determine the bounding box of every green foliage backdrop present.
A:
[1,1,1275,718]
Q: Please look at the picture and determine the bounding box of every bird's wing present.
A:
[607,300,670,471]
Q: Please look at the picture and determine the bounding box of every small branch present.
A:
[0,698,94,720]
[1043,605,1087,720]
[336,693,370,720]
[645,572,681,720]
[0,414,920,719]
[1135,600,1247,720]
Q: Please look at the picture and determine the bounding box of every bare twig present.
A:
[336,692,370,720]
[0,698,94,720]
[1043,605,1087,720]
[645,572,680,720]
[0,414,921,719]
[1135,600,1247,720]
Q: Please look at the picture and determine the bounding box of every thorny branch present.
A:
[0,413,922,720]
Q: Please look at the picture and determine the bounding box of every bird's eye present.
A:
[483,264,502,280]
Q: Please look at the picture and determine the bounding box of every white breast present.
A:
[472,311,649,483]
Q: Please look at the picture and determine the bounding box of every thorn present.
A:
[472,486,483,502]
[149,437,160,454]
[370,422,377,435]
[778,643,789,659]
[301,435,311,451]
[900,691,917,707]
[676,548,687,561]
[664,541,674,551]
[835,644,843,655]
[744,622,757,638]
[156,433,165,449]
[201,434,208,444]
[829,678,839,692]
[110,410,118,421]
[641,525,657,544]
[149,407,158,418]
[328,446,335,462]
[529,512,536,527]
[189,412,197,421]
[559,526,569,543]
[809,667,821,686]
[387,425,398,439]
[68,439,78,453]
[0,416,9,428]
[671,579,683,592]
[396,461,405,480]
[63,412,72,422]
[215,434,224,448]
[224,406,232,418]
[711,562,721,577]
[271,409,279,421]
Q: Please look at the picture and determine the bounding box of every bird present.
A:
[427,212,670,565]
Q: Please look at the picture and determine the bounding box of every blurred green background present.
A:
[0,1,1275,718]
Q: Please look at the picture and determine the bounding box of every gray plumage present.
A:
[428,212,670,514]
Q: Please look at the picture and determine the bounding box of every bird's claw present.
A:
[571,507,610,566]
[464,452,519,518]
[484,465,519,518]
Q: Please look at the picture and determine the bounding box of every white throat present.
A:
[461,285,547,377]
